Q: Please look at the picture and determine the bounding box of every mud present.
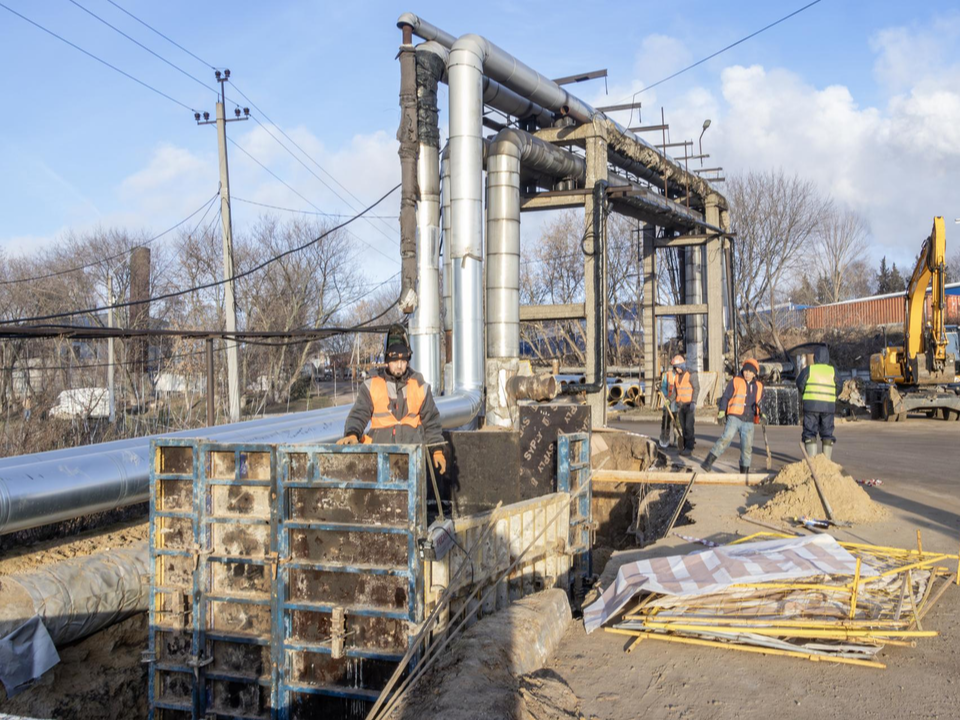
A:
[752,455,889,524]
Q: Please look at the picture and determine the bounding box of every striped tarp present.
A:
[584,534,876,633]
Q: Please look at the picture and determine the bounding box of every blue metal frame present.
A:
[557,432,593,584]
[148,438,202,720]
[275,443,424,719]
[149,440,278,720]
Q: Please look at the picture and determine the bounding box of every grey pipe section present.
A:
[0,543,148,647]
[418,42,554,128]
[411,142,442,390]
[447,36,486,394]
[402,14,719,202]
[409,45,444,390]
[486,128,585,359]
[441,147,453,391]
[0,391,481,535]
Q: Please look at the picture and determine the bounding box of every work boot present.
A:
[700,453,717,471]
[804,440,818,458]
[740,464,750,474]
[822,441,834,461]
[679,447,692,457]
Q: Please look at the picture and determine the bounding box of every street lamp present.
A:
[699,119,711,167]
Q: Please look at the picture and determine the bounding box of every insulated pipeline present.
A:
[0,391,481,536]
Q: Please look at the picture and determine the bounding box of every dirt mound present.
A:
[753,455,888,524]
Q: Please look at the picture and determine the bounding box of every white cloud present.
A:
[633,22,960,268]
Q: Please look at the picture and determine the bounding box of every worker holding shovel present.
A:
[701,358,765,473]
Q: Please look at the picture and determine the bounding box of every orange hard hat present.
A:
[671,354,685,366]
[742,358,760,374]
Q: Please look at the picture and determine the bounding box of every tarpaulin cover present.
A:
[0,615,59,696]
[584,534,877,633]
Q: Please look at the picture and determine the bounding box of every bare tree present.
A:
[728,169,829,357]
[814,207,868,303]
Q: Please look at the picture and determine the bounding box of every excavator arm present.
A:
[903,216,948,381]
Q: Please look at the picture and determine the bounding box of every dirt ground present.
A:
[545,417,960,719]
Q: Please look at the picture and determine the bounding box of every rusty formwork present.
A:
[147,435,591,720]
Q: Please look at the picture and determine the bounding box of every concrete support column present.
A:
[584,128,608,428]
[642,224,658,401]
[705,194,725,375]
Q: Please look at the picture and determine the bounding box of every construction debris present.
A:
[587,532,958,669]
[752,456,889,524]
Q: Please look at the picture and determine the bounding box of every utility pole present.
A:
[107,275,116,423]
[196,70,249,423]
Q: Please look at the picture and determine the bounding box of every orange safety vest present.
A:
[361,376,425,443]
[674,371,694,404]
[727,376,764,420]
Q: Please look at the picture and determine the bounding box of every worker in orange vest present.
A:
[665,354,700,456]
[701,358,764,473]
[337,326,446,474]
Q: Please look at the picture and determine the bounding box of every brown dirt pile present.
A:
[753,455,889,524]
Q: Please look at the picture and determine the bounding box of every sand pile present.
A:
[753,455,889,524]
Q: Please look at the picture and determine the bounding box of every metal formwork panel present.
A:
[275,444,425,720]
[557,432,593,590]
[149,441,278,720]
[149,439,202,720]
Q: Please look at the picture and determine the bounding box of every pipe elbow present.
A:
[397,12,420,29]
[450,33,488,66]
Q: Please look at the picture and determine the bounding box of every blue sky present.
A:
[3,0,960,284]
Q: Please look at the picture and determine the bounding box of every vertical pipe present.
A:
[411,144,442,389]
[485,139,521,358]
[397,24,419,314]
[441,149,454,392]
[410,45,445,390]
[448,38,486,394]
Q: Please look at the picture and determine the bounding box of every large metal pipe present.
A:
[0,392,481,536]
[400,13,719,203]
[486,128,585,359]
[447,36,486,395]
[417,42,554,128]
[410,44,444,389]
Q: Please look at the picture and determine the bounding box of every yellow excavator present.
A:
[868,216,960,420]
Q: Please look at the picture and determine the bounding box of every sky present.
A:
[2,0,960,291]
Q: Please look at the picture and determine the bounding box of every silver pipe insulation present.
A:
[400,13,719,204]
[486,129,585,359]
[0,391,481,536]
[417,42,554,128]
[409,44,444,389]
[448,37,486,395]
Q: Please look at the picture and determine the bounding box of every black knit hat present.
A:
[384,324,412,361]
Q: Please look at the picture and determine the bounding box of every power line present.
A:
[243,112,400,246]
[103,0,216,70]
[69,0,399,249]
[0,193,219,286]
[0,184,401,326]
[613,0,824,103]
[233,196,395,220]
[227,138,400,265]
[230,82,401,242]
[0,2,196,112]
[64,0,218,97]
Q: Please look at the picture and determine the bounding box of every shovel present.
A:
[760,416,772,471]
[657,389,684,450]
[798,442,851,527]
